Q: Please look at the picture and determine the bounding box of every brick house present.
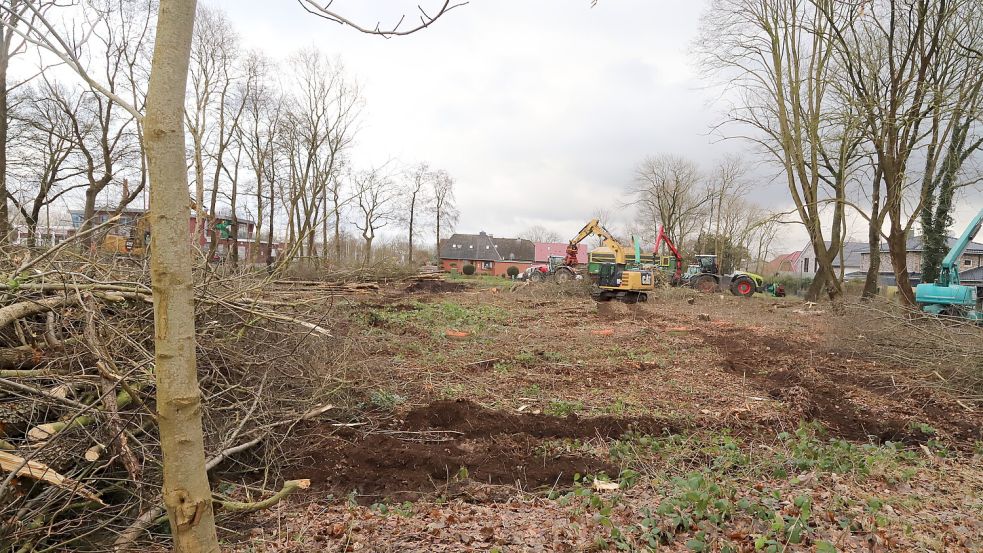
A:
[438,232,535,276]
[859,235,983,285]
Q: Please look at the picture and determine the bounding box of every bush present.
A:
[506,265,519,278]
[462,264,476,276]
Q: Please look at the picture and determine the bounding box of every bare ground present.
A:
[229,281,983,552]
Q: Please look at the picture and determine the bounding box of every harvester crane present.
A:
[653,225,684,285]
[915,207,983,321]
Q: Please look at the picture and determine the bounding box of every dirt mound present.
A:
[289,400,676,503]
[403,280,466,294]
[294,431,616,504]
[403,399,680,438]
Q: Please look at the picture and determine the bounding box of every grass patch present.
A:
[369,300,508,337]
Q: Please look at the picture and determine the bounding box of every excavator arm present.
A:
[939,207,983,286]
[565,219,628,266]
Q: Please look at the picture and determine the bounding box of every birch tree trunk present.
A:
[144,0,219,550]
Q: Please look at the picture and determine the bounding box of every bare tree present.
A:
[431,168,458,252]
[815,0,983,304]
[281,48,360,258]
[0,0,62,244]
[7,84,86,246]
[352,167,399,264]
[519,224,562,243]
[698,0,862,300]
[238,51,283,264]
[404,162,433,264]
[628,154,710,249]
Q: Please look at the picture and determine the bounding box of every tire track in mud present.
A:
[700,327,981,445]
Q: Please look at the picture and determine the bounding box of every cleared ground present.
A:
[233,278,982,552]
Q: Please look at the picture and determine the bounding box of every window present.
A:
[965,259,973,266]
[803,258,810,273]
[482,261,493,270]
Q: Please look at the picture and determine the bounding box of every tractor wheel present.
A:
[554,267,574,282]
[530,271,545,283]
[730,277,756,298]
[691,274,718,294]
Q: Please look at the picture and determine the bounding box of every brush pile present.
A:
[0,251,346,551]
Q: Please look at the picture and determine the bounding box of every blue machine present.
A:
[915,208,983,321]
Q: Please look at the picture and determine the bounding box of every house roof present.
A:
[762,251,802,274]
[801,241,867,267]
[492,237,535,262]
[439,232,504,261]
[960,265,983,283]
[876,235,983,254]
[534,242,588,264]
[837,242,868,267]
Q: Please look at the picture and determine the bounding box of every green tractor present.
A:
[685,254,764,298]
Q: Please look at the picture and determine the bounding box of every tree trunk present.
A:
[0,35,9,247]
[192,130,206,242]
[435,215,441,257]
[144,0,219,550]
[363,236,373,265]
[266,184,275,267]
[80,187,99,251]
[886,223,916,306]
[408,200,415,265]
[862,172,883,299]
[333,200,342,263]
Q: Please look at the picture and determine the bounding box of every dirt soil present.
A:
[291,400,682,503]
[403,279,467,294]
[235,282,983,552]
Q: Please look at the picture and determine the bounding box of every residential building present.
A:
[438,232,536,276]
[534,242,588,264]
[797,241,867,279]
[859,235,983,286]
[13,225,75,247]
[761,251,802,277]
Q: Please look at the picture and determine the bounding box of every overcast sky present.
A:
[206,1,799,241]
[58,0,975,254]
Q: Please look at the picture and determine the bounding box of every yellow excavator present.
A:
[567,219,656,303]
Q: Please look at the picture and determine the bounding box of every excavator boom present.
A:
[939,207,983,286]
[567,219,629,265]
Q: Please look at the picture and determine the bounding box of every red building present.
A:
[438,232,536,277]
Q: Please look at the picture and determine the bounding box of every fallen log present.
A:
[0,296,80,331]
[0,450,104,505]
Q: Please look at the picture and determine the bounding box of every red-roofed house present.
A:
[762,251,803,277]
[534,242,588,264]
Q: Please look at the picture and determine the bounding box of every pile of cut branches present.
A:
[0,249,346,551]
[840,298,983,405]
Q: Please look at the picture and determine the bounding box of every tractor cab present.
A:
[694,254,719,275]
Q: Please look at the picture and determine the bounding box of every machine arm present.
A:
[653,225,684,282]
[565,219,628,266]
[939,207,983,286]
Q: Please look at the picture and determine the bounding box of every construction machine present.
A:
[915,207,983,322]
[652,225,684,285]
[566,219,655,303]
[528,255,578,282]
[686,254,765,297]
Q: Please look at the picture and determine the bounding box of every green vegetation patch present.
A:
[369,300,508,337]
